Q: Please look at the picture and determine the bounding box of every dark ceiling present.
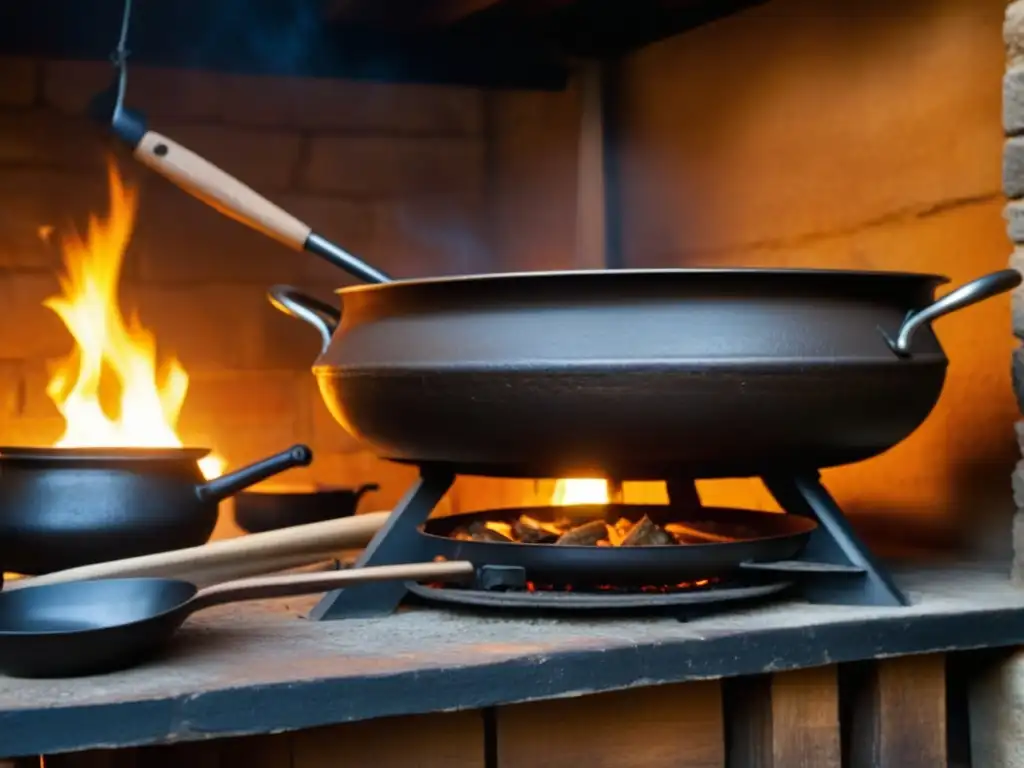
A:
[0,0,767,89]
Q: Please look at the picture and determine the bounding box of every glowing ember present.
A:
[42,160,224,480]
[551,478,609,505]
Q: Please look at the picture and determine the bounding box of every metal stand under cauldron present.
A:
[308,468,909,621]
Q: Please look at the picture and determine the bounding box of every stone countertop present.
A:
[1,562,1023,757]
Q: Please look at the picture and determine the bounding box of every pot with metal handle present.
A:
[87,28,1023,477]
[261,267,1019,479]
[0,444,313,575]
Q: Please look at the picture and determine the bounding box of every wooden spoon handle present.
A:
[188,560,476,613]
[9,511,390,589]
[135,131,311,249]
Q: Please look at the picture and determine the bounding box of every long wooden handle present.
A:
[9,511,390,589]
[167,553,343,588]
[189,560,476,612]
[134,131,312,250]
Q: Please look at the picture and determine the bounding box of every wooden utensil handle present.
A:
[134,131,311,250]
[188,560,476,612]
[175,553,342,588]
[10,511,390,589]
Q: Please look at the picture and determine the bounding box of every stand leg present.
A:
[310,468,456,620]
[762,471,909,607]
[666,478,702,511]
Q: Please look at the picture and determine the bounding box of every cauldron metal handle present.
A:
[887,269,1022,358]
[267,285,341,356]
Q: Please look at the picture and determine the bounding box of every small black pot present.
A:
[234,482,379,534]
[0,444,312,575]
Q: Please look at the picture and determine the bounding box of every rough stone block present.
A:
[217,74,483,135]
[0,57,38,106]
[1015,347,1024,414]
[1014,459,1024,509]
[152,125,303,191]
[301,136,485,197]
[1010,249,1024,338]
[1006,201,1024,244]
[1007,67,1024,136]
[969,645,1024,763]
[43,60,222,120]
[1005,137,1024,198]
[1009,1,1024,66]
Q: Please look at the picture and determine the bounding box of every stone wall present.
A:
[1007,2,1024,579]
[0,56,492,531]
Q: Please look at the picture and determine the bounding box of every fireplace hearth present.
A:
[308,469,908,621]
[0,0,1020,764]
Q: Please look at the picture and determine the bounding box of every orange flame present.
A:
[551,478,609,506]
[42,160,223,479]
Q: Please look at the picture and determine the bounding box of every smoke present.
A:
[391,201,494,278]
[180,0,331,77]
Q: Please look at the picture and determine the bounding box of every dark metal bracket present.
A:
[762,471,909,607]
[310,468,455,620]
[311,467,909,620]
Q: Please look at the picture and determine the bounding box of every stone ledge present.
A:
[0,563,1021,758]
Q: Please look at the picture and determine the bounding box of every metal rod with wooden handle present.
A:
[7,510,390,590]
[115,118,391,285]
[187,561,476,612]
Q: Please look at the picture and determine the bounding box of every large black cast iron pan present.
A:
[0,560,474,678]
[234,482,379,533]
[0,444,312,575]
[91,41,1023,478]
[418,505,818,585]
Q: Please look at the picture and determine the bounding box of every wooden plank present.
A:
[291,710,485,768]
[968,647,1024,768]
[497,681,724,767]
[847,654,947,768]
[726,666,840,768]
[43,751,137,768]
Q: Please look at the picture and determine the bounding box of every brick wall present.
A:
[1006,2,1024,579]
[0,55,493,529]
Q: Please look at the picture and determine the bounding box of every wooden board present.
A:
[43,711,483,768]
[846,654,947,768]
[291,711,485,768]
[496,681,725,767]
[726,666,840,768]
[2,566,1017,759]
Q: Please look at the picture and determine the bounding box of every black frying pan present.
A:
[234,483,379,534]
[418,505,818,586]
[0,560,474,678]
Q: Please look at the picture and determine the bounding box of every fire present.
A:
[41,160,224,479]
[551,478,610,506]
